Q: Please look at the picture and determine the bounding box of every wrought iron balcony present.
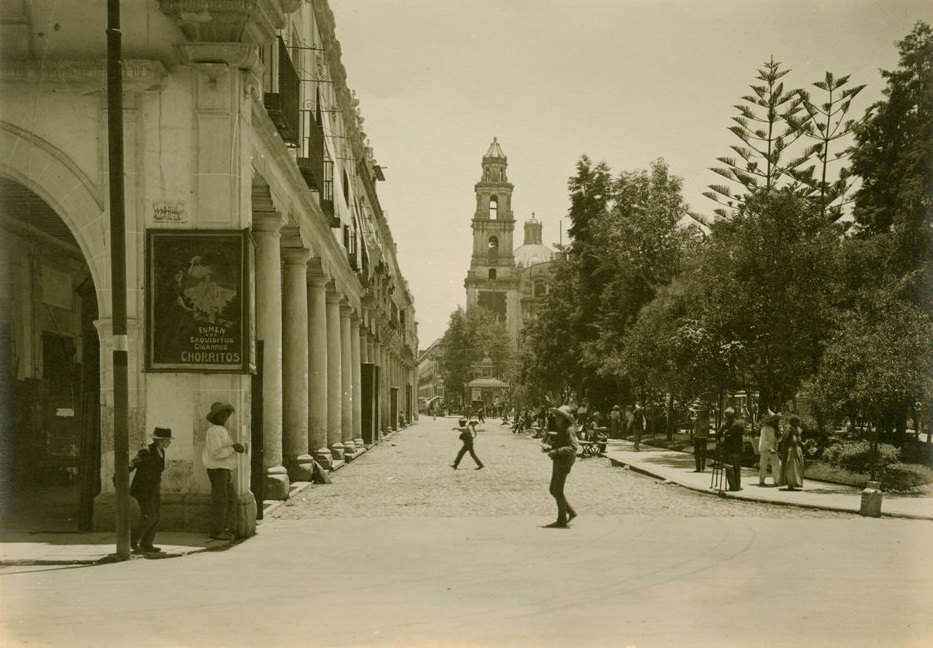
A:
[296,108,337,225]
[262,36,299,146]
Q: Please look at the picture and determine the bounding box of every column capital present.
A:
[307,272,329,288]
[282,247,312,266]
[252,211,286,234]
[325,290,342,305]
[339,300,353,317]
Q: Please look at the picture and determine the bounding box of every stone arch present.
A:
[0,122,107,312]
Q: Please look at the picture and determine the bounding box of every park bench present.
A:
[577,436,607,458]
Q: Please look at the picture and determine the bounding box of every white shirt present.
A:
[758,424,779,453]
[202,424,237,470]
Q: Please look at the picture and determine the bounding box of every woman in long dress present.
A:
[780,415,805,490]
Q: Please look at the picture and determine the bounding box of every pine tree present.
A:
[792,72,866,221]
[704,57,810,218]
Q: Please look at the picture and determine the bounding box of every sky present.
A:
[329,0,933,348]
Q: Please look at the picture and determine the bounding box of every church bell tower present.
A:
[464,138,520,346]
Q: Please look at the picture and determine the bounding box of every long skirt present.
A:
[782,446,804,489]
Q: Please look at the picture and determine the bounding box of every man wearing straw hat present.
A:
[202,402,245,541]
[129,427,172,554]
[758,411,782,487]
[540,405,579,528]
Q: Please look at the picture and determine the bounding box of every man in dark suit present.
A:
[130,427,172,554]
[716,408,745,491]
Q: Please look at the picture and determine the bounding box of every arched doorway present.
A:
[0,178,101,533]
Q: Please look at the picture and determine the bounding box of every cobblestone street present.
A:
[273,417,854,520]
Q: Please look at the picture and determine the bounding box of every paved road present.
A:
[273,417,853,520]
[1,418,930,648]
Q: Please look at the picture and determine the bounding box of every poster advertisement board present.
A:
[146,230,251,372]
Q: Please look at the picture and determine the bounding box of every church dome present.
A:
[514,243,554,267]
[513,215,554,267]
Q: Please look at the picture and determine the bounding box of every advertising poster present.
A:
[147,230,250,372]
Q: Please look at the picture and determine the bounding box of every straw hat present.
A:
[549,405,576,426]
[207,402,235,424]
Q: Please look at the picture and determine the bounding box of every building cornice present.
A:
[158,0,299,46]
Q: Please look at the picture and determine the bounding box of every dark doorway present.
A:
[361,363,378,444]
[0,178,100,535]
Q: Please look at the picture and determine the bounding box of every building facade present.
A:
[463,139,555,348]
[416,338,444,412]
[0,0,418,537]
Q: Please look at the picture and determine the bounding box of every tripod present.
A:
[710,441,728,493]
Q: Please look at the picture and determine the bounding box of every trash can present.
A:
[859,480,883,517]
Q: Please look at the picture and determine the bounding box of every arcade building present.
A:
[0,0,418,537]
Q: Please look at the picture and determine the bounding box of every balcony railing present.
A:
[262,36,299,146]
[296,108,336,225]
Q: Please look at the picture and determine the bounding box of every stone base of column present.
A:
[315,447,334,470]
[286,454,314,482]
[231,492,258,539]
[354,437,367,448]
[343,439,356,453]
[264,465,290,501]
[330,442,346,461]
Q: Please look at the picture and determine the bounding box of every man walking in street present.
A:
[129,427,172,554]
[541,405,579,528]
[202,402,245,541]
[451,417,484,470]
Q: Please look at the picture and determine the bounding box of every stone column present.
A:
[372,339,381,438]
[339,302,353,448]
[382,345,388,428]
[359,327,369,364]
[307,272,331,468]
[253,212,289,500]
[326,289,344,459]
[358,327,370,443]
[282,248,312,481]
[350,314,363,446]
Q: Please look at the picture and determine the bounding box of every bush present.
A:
[883,463,933,492]
[822,440,900,474]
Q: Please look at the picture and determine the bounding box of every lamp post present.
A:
[106,0,131,560]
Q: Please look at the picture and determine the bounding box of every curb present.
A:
[607,455,933,520]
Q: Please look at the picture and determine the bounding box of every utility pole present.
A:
[106,0,131,560]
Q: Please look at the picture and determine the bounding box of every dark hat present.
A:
[151,427,172,440]
[207,401,234,424]
[788,415,802,426]
[458,417,468,426]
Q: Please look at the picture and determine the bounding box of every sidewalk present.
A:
[0,531,231,566]
[0,428,403,567]
[602,439,933,520]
